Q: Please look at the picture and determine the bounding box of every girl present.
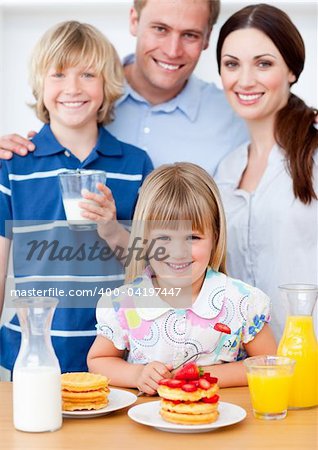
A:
[87,162,277,393]
[214,4,318,340]
[0,21,152,376]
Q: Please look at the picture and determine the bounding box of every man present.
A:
[0,0,247,173]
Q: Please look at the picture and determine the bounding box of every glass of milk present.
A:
[12,297,62,432]
[58,169,107,231]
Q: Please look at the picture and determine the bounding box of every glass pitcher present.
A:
[277,284,318,409]
[12,297,62,432]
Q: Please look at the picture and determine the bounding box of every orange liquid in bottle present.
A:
[277,316,318,408]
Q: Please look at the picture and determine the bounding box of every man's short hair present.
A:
[133,0,220,32]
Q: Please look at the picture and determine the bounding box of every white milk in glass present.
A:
[13,366,62,432]
[62,197,96,226]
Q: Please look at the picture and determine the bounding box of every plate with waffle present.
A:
[61,372,137,418]
[128,363,246,433]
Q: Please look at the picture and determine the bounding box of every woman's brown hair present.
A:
[216,3,317,204]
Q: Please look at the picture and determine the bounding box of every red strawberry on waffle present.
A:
[157,363,219,425]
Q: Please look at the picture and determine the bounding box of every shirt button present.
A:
[64,150,71,157]
[143,127,150,134]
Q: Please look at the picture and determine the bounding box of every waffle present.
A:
[61,372,110,411]
[157,364,220,425]
[161,399,218,415]
[61,372,109,392]
[160,409,219,425]
[157,384,218,402]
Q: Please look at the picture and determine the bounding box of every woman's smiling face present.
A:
[220,28,296,123]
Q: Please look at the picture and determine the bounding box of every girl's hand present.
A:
[135,361,173,395]
[79,183,118,239]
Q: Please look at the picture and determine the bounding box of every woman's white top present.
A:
[215,143,318,340]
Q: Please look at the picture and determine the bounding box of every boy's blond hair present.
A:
[125,162,227,283]
[29,21,124,125]
[133,0,220,32]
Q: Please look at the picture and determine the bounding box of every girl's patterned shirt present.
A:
[96,267,270,367]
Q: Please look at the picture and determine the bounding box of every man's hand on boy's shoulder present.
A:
[0,132,36,160]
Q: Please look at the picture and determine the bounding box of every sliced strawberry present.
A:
[162,398,182,405]
[181,383,198,392]
[214,323,231,334]
[174,362,204,380]
[202,394,219,404]
[202,373,218,384]
[166,379,185,388]
[158,378,170,386]
[198,378,211,390]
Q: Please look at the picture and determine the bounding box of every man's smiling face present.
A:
[129,0,210,103]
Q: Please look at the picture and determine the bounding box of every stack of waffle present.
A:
[157,363,219,425]
[61,372,110,411]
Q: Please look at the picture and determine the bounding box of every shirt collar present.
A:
[33,124,123,157]
[190,268,226,318]
[117,53,201,122]
[135,267,226,320]
[32,124,65,157]
[134,266,172,320]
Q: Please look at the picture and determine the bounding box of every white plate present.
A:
[63,388,137,418]
[128,401,246,433]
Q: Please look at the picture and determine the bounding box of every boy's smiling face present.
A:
[43,65,104,132]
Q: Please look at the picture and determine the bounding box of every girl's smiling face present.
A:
[147,226,213,302]
[220,28,296,123]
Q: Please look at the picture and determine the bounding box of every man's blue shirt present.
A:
[106,54,248,173]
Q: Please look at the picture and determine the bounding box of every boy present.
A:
[0,21,153,375]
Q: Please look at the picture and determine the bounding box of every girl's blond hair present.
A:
[125,162,227,282]
[29,21,124,125]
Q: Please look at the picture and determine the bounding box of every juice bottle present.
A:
[277,285,318,409]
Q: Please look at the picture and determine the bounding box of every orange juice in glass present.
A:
[277,284,318,409]
[244,356,295,420]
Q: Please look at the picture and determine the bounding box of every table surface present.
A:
[0,382,317,450]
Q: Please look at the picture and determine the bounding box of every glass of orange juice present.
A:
[244,355,295,420]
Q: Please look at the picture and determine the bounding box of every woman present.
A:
[214,3,317,340]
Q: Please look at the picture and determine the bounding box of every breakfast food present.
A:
[157,362,219,425]
[61,372,110,411]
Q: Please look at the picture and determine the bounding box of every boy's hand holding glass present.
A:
[59,169,107,231]
[80,183,117,233]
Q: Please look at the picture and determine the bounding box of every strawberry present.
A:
[198,378,211,390]
[181,383,198,392]
[202,394,219,404]
[158,378,170,386]
[214,323,231,334]
[174,362,204,380]
[166,379,185,388]
[202,373,218,384]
